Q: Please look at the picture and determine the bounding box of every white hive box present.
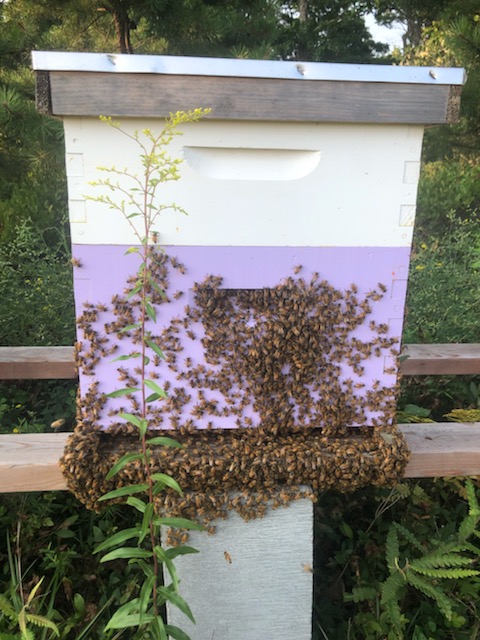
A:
[32,52,464,435]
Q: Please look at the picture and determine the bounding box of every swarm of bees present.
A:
[61,250,410,539]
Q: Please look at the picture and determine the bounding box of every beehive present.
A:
[32,53,464,640]
[33,52,464,437]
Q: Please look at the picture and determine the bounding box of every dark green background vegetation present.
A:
[0,1,479,638]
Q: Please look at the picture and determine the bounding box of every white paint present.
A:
[69,200,86,223]
[403,161,421,184]
[183,147,321,181]
[399,204,416,227]
[164,498,313,640]
[63,118,424,247]
[65,153,84,176]
[32,51,465,85]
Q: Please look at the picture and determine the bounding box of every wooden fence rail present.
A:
[0,344,479,492]
[2,344,480,379]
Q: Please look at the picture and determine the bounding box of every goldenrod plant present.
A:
[88,110,209,639]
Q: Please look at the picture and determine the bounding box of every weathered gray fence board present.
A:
[2,344,480,379]
[1,425,479,492]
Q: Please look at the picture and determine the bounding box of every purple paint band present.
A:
[72,245,410,430]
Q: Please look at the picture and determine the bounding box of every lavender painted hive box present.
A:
[33,52,464,434]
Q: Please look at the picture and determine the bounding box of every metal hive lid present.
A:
[31,51,465,86]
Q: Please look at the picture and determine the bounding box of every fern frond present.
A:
[346,586,378,603]
[444,409,480,423]
[465,478,480,517]
[426,540,467,557]
[25,576,44,608]
[411,553,476,570]
[380,571,405,606]
[384,597,405,634]
[386,525,400,570]
[0,593,18,620]
[18,608,27,636]
[411,566,479,579]
[392,522,424,553]
[26,612,60,636]
[406,571,455,621]
[458,514,480,542]
[461,540,480,555]
[411,484,429,503]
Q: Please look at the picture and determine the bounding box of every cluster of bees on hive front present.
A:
[61,251,410,536]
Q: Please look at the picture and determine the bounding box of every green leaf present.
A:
[100,547,153,563]
[146,436,183,448]
[411,552,476,571]
[105,452,143,481]
[130,558,155,578]
[104,599,155,630]
[392,522,424,554]
[61,515,79,527]
[155,546,179,591]
[98,484,149,502]
[165,625,191,640]
[339,521,353,539]
[126,283,143,300]
[146,392,162,402]
[152,481,166,497]
[151,473,183,495]
[25,613,60,636]
[0,593,17,619]
[94,527,141,554]
[403,404,431,418]
[139,418,149,438]
[166,546,199,560]
[157,587,195,623]
[118,412,147,430]
[412,567,479,579]
[406,572,455,621]
[106,387,140,398]
[386,526,400,571]
[145,338,165,359]
[138,574,156,623]
[127,496,147,513]
[125,247,140,254]
[111,355,136,362]
[151,615,168,640]
[147,273,166,296]
[145,301,157,323]
[18,608,27,636]
[344,586,377,603]
[465,477,480,516]
[144,380,167,398]
[139,503,155,544]
[155,517,204,531]
[118,323,141,333]
[380,572,405,606]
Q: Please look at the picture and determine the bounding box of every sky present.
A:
[364,13,406,51]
